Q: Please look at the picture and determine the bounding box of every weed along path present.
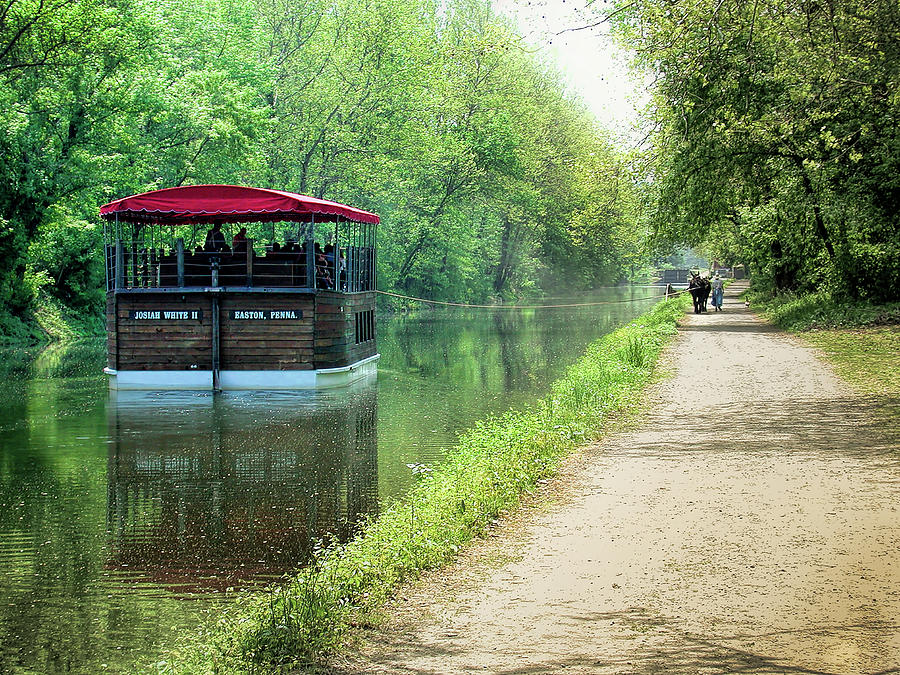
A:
[336,281,900,674]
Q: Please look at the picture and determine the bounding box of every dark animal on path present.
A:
[688,274,711,314]
[688,275,703,313]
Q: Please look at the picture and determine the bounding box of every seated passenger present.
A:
[232,227,248,252]
[204,223,227,252]
[323,244,347,289]
[284,232,299,252]
[315,243,333,289]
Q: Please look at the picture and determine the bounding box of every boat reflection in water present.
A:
[105,379,378,594]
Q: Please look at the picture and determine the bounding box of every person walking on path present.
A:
[711,272,724,311]
[338,279,900,675]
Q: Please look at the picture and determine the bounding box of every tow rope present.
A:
[374,287,689,310]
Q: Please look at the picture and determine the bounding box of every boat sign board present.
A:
[230,310,304,320]
[129,310,202,321]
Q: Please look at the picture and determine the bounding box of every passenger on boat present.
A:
[315,243,333,289]
[284,232,299,253]
[204,223,227,252]
[324,244,347,290]
[232,227,247,252]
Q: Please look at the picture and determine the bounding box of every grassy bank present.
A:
[801,328,900,396]
[749,289,900,397]
[0,291,103,345]
[748,289,900,331]
[156,294,691,674]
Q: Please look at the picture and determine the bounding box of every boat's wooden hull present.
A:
[106,289,377,390]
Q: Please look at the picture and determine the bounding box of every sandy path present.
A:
[337,282,900,675]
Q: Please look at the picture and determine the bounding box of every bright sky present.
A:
[493,0,649,141]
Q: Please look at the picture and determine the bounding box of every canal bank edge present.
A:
[151,292,692,674]
[0,290,104,346]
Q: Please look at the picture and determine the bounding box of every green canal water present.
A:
[0,288,661,673]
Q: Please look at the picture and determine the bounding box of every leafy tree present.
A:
[610,0,900,300]
[0,0,268,322]
[1,0,655,336]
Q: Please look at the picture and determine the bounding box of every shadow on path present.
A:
[627,396,900,460]
[340,607,900,675]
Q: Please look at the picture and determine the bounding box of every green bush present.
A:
[28,207,105,312]
[748,289,900,331]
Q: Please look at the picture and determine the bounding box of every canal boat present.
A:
[100,185,379,390]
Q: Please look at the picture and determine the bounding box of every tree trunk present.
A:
[493,214,515,294]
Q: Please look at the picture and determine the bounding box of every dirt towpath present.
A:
[337,281,900,675]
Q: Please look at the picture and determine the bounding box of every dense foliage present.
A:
[610,0,900,301]
[0,0,648,338]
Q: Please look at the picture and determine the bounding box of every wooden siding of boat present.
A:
[314,291,377,369]
[220,295,315,371]
[113,293,212,370]
[109,290,376,372]
[107,294,117,370]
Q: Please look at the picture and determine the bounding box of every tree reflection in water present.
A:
[105,384,378,594]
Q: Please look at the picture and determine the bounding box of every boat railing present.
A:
[106,239,375,292]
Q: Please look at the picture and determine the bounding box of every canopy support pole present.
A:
[113,214,124,291]
[246,239,254,287]
[334,217,340,291]
[114,243,124,291]
[211,259,221,392]
[103,218,110,293]
[176,238,185,287]
[306,214,316,289]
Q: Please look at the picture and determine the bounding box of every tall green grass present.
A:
[155,294,690,674]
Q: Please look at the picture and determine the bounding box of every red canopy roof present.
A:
[99,185,379,226]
